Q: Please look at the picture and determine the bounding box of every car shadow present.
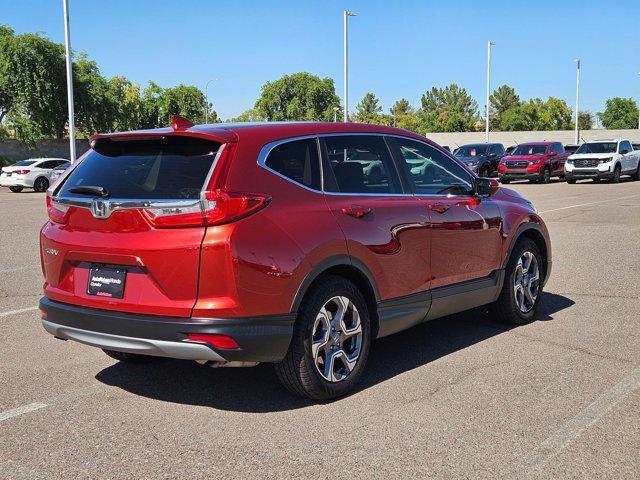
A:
[95,291,574,413]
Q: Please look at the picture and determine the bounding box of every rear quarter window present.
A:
[263,138,321,190]
[59,137,220,200]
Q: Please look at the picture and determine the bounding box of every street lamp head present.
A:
[488,40,495,46]
[574,59,580,66]
[345,11,357,16]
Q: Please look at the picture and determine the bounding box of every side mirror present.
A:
[475,177,499,197]
[549,151,557,156]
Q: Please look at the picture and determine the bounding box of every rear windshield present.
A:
[512,145,547,155]
[59,137,220,199]
[13,160,36,167]
[575,142,617,154]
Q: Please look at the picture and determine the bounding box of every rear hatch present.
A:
[41,135,225,317]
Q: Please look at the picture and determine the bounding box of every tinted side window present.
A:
[620,141,632,153]
[323,135,400,194]
[265,138,321,190]
[38,161,58,169]
[556,143,565,154]
[496,144,505,155]
[393,138,473,195]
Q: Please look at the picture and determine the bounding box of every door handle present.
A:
[428,203,450,214]
[341,205,371,218]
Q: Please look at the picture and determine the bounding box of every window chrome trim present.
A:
[256,132,478,198]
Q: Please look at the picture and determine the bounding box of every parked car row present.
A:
[452,139,640,185]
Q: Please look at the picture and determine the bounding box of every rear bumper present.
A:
[0,177,31,187]
[39,297,295,363]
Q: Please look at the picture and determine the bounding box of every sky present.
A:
[3,0,639,121]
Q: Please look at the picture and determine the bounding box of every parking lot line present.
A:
[0,307,38,318]
[0,403,47,422]
[539,193,640,214]
[520,366,640,474]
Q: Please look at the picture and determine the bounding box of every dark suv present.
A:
[40,119,551,400]
[454,143,506,177]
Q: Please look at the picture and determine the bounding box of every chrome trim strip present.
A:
[42,319,226,362]
[256,133,477,199]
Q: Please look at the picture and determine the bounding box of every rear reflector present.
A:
[187,333,239,349]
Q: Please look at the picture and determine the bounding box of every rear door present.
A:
[41,136,221,317]
[389,137,503,288]
[320,134,433,302]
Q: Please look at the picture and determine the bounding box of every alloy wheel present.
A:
[311,296,363,383]
[34,177,49,192]
[513,251,540,313]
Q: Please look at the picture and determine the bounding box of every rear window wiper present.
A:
[67,186,110,198]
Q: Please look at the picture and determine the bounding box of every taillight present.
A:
[143,190,270,228]
[46,195,71,224]
[143,142,271,228]
[15,169,30,175]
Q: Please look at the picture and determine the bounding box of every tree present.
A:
[489,85,520,128]
[390,98,414,118]
[598,97,638,129]
[0,25,16,124]
[73,53,117,134]
[254,72,340,121]
[107,76,144,131]
[538,97,573,130]
[140,81,164,129]
[160,84,207,124]
[2,32,67,141]
[227,108,265,123]
[578,111,593,130]
[352,92,382,123]
[420,84,479,132]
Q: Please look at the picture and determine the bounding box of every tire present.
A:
[631,162,640,181]
[500,178,510,184]
[479,166,490,178]
[102,349,160,364]
[541,167,551,184]
[275,275,372,400]
[33,177,49,192]
[592,178,601,183]
[567,179,576,184]
[491,238,543,325]
[611,165,621,183]
[9,186,23,193]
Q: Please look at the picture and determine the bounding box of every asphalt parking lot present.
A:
[0,180,638,479]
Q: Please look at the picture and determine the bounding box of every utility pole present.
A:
[574,59,581,144]
[343,11,357,122]
[62,0,76,163]
[485,40,495,143]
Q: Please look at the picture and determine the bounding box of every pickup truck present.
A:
[565,139,640,183]
[498,141,569,184]
[453,143,506,177]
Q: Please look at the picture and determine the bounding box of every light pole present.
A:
[333,106,339,122]
[637,72,640,130]
[204,78,217,124]
[62,0,76,163]
[343,10,357,122]
[574,59,580,144]
[485,40,495,143]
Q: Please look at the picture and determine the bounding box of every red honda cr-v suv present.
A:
[40,118,551,400]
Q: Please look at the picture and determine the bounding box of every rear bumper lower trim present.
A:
[39,297,295,362]
[42,319,227,361]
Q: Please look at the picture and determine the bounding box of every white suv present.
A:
[0,158,69,193]
[565,140,640,183]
